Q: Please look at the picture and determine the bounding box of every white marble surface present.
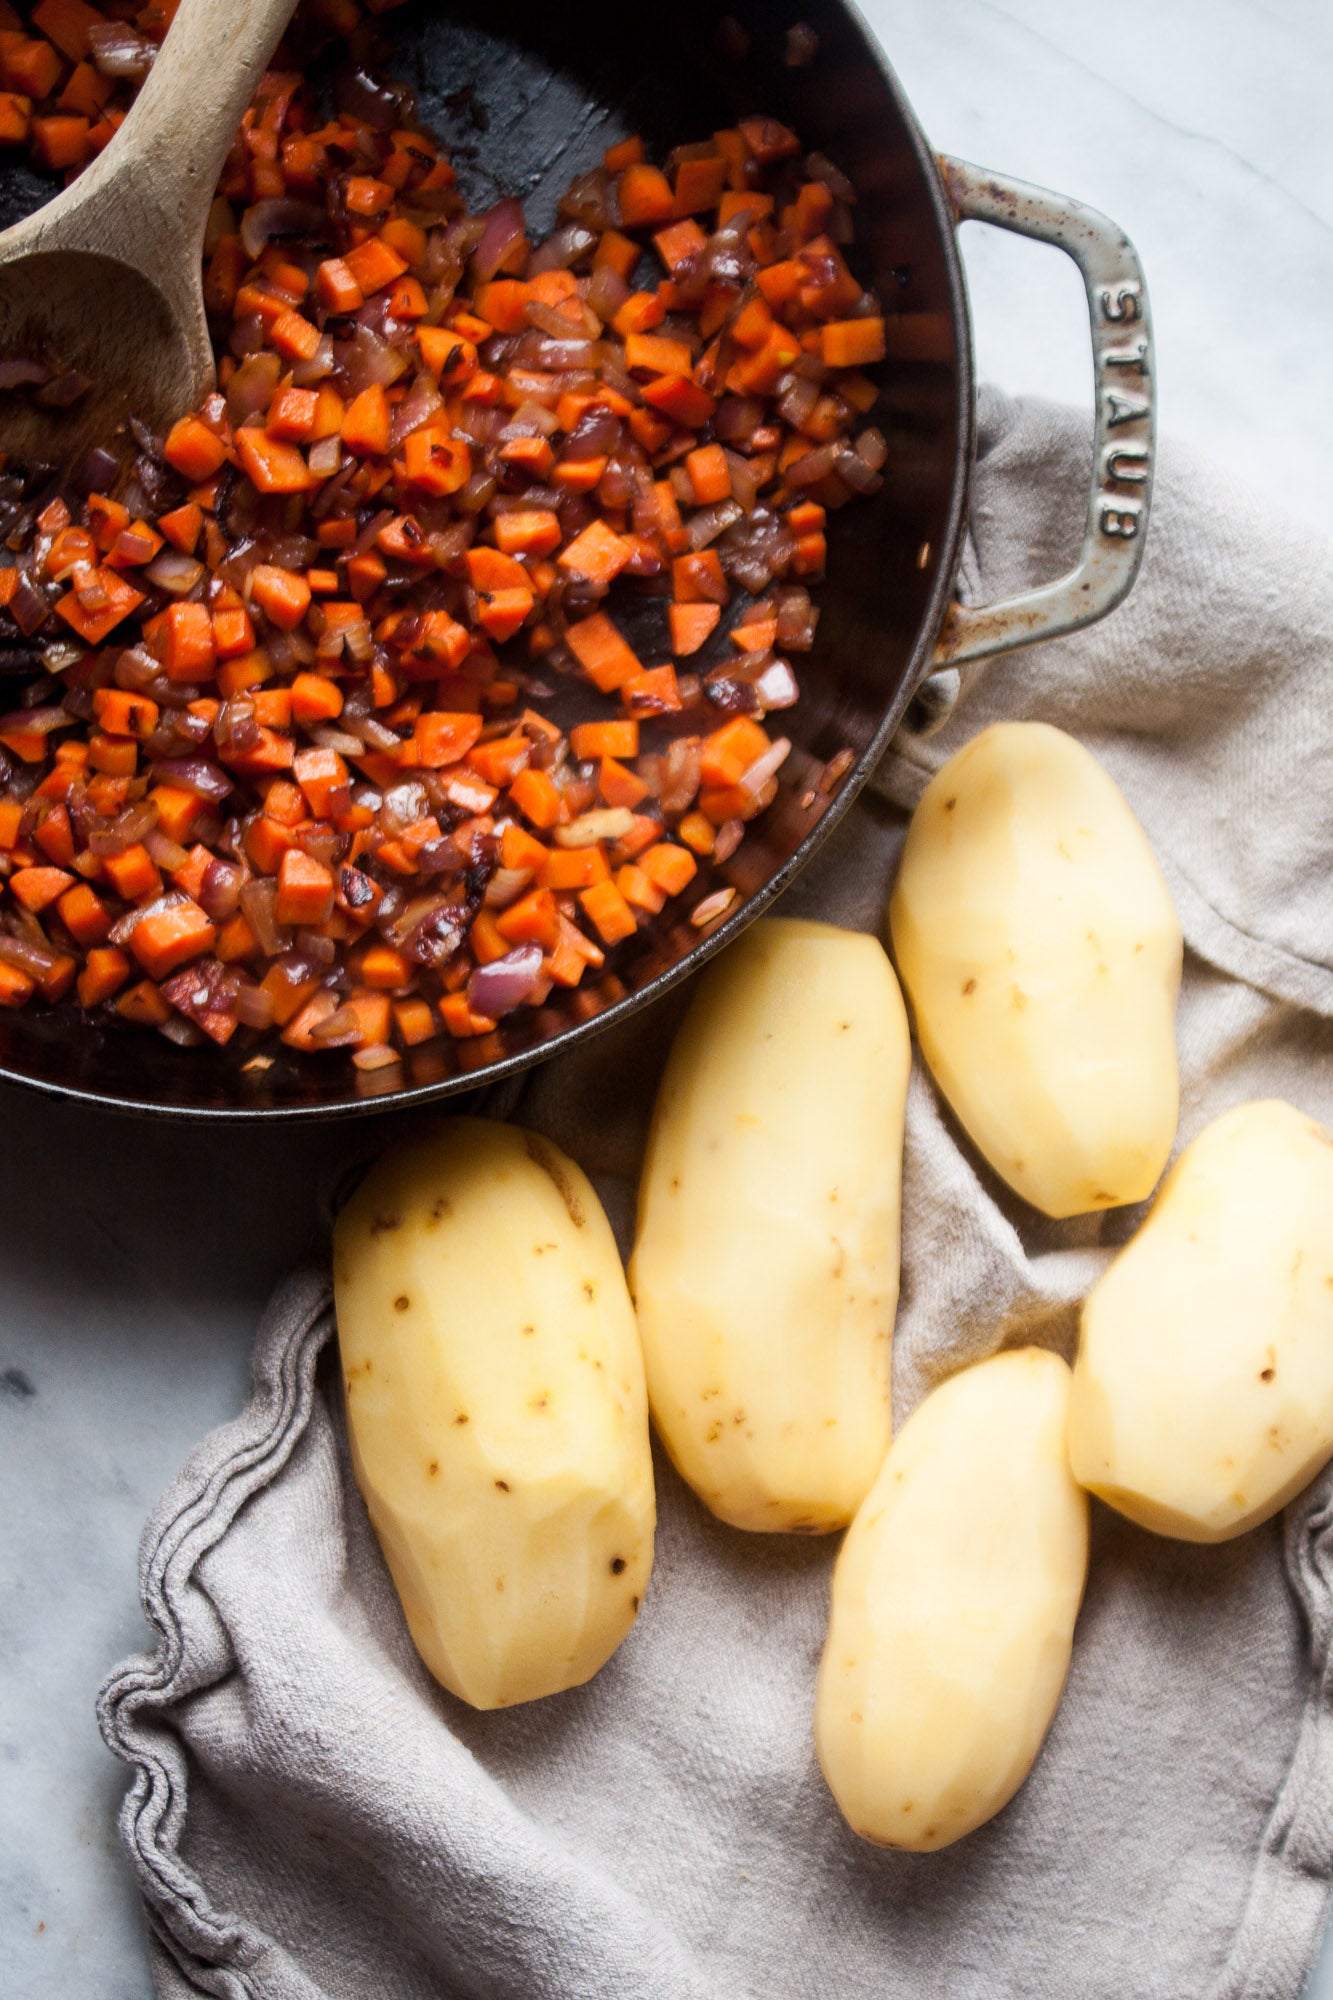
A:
[2,5,1331,1997]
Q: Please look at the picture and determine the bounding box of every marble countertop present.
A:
[2,4,1330,1996]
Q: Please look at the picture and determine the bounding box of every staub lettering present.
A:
[1099,283,1143,324]
[1100,504,1141,540]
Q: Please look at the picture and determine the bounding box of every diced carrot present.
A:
[624,330,695,378]
[55,565,144,645]
[275,848,335,926]
[2,38,60,99]
[267,385,318,440]
[677,809,716,855]
[564,611,643,693]
[341,383,390,456]
[473,279,531,335]
[316,255,364,313]
[597,755,650,810]
[413,711,483,768]
[495,887,560,950]
[170,844,212,902]
[653,218,707,271]
[684,442,731,505]
[615,862,665,914]
[554,456,608,495]
[439,991,496,1038]
[269,308,322,362]
[244,815,293,875]
[101,843,161,902]
[611,291,666,339]
[701,716,772,785]
[640,842,698,896]
[604,134,644,173]
[821,316,886,368]
[91,688,158,738]
[130,899,215,981]
[400,427,469,495]
[234,428,313,494]
[359,942,410,990]
[640,374,716,428]
[164,415,228,482]
[475,586,532,644]
[153,503,202,558]
[32,113,89,168]
[569,719,639,760]
[508,766,564,831]
[249,564,312,630]
[77,946,130,1008]
[593,228,639,280]
[150,600,216,683]
[31,0,103,61]
[212,605,255,659]
[673,153,728,217]
[289,672,343,724]
[342,235,408,296]
[730,616,779,653]
[623,664,683,716]
[9,864,74,913]
[88,732,138,777]
[0,90,31,145]
[391,994,434,1045]
[0,960,33,1007]
[491,507,561,559]
[579,879,637,944]
[559,517,632,586]
[618,162,674,228]
[415,325,476,382]
[465,544,528,595]
[668,601,722,655]
[537,846,610,891]
[466,734,529,787]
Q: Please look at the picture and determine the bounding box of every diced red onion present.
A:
[474,199,528,283]
[686,500,743,551]
[88,21,155,78]
[150,757,233,803]
[239,198,328,262]
[239,879,286,958]
[145,548,206,596]
[467,944,543,1018]
[528,223,597,274]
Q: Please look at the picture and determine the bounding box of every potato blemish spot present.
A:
[583,1281,596,1301]
[610,1556,627,1574]
[943,797,956,812]
[962,978,976,996]
[1260,1368,1275,1383]
[454,1413,469,1425]
[495,1479,510,1492]
[522,1323,536,1337]
[524,1131,585,1227]
[394,1294,410,1312]
[370,1213,401,1236]
[631,1595,640,1611]
[428,1460,439,1476]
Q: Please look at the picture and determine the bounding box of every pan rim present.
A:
[0,12,975,1123]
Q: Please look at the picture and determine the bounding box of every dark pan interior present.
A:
[0,0,970,1119]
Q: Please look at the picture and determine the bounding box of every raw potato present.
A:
[889,721,1182,1218]
[334,1119,654,1709]
[1070,1099,1333,1542]
[630,917,910,1533]
[816,1348,1088,1850]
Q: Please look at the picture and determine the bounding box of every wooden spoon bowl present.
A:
[0,0,296,467]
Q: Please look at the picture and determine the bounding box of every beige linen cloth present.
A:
[98,388,1333,2000]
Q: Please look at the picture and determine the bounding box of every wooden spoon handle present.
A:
[108,0,299,228]
[25,0,297,285]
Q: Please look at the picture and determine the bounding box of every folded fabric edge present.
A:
[1210,1475,1333,2000]
[95,1266,335,1985]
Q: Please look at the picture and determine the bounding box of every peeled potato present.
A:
[1070,1099,1333,1542]
[334,1118,654,1709]
[889,721,1182,1218]
[630,917,910,1532]
[816,1348,1088,1850]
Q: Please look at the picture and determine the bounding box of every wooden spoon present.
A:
[0,0,297,470]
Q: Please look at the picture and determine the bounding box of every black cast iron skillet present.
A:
[0,0,1156,1120]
